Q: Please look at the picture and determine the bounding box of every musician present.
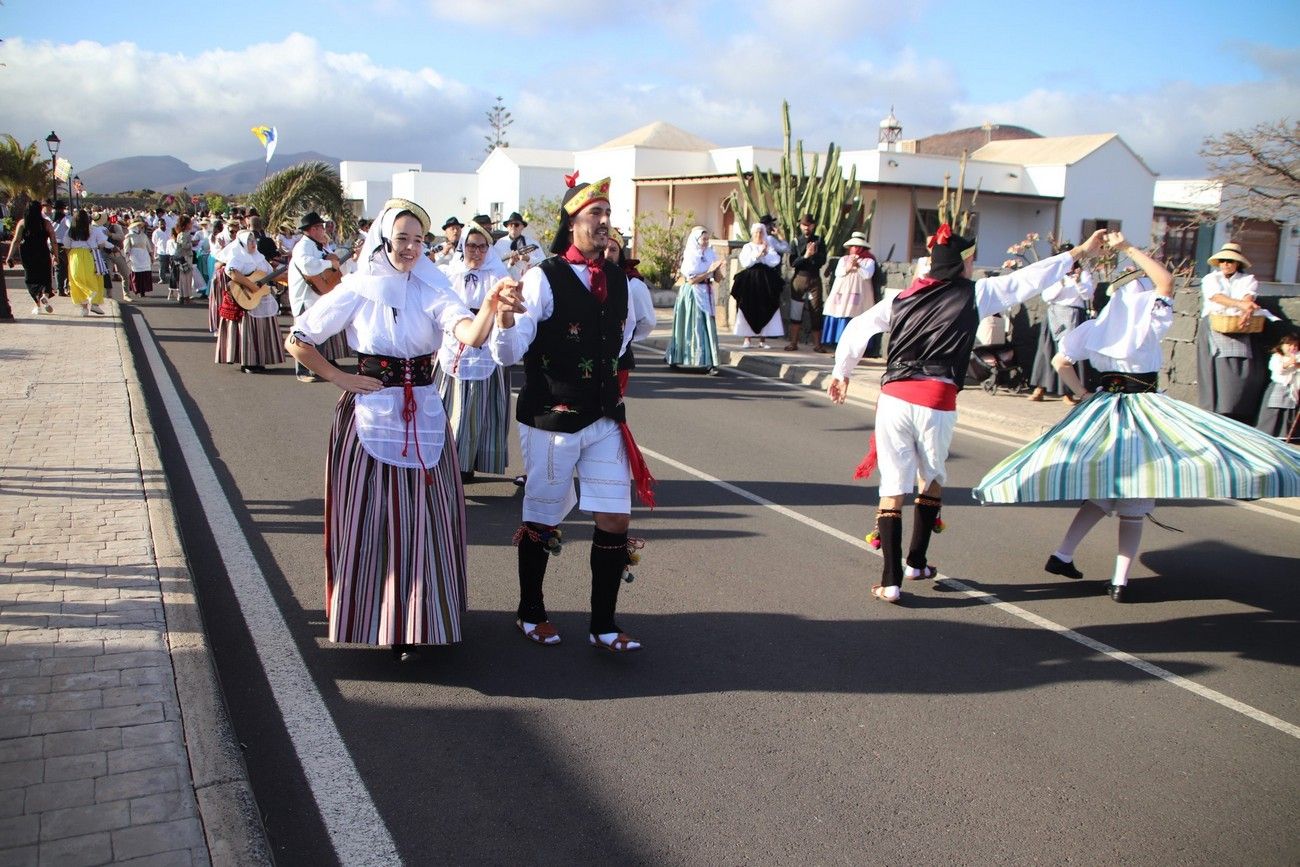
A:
[435,222,512,482]
[432,216,464,269]
[289,212,349,382]
[215,229,286,373]
[493,211,544,274]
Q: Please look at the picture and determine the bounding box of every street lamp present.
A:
[45,131,60,209]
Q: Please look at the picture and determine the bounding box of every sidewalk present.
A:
[0,293,268,865]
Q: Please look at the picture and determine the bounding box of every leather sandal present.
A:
[516,619,561,645]
[589,632,641,652]
[871,584,901,603]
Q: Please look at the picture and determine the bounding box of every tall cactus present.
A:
[728,101,872,257]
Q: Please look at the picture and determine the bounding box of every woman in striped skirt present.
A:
[214,230,285,372]
[434,222,511,482]
[665,226,724,374]
[285,199,523,661]
[975,233,1300,602]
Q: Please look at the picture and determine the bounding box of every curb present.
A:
[113,303,273,866]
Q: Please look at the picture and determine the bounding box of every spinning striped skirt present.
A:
[975,391,1300,503]
[324,392,468,645]
[433,364,509,475]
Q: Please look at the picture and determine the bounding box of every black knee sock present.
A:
[516,523,551,623]
[590,527,628,635]
[906,496,941,570]
[876,510,903,588]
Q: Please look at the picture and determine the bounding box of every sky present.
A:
[2,0,1297,184]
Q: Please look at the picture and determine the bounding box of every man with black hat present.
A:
[826,225,1106,603]
[490,176,654,653]
[759,214,789,258]
[432,217,463,269]
[493,211,544,273]
[288,211,347,382]
[788,213,826,351]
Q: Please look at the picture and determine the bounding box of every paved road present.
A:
[122,297,1300,866]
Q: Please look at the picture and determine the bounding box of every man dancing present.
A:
[490,177,654,652]
[827,225,1106,602]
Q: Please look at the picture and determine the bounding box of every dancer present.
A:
[490,177,654,652]
[975,233,1300,601]
[286,199,521,661]
[434,221,512,482]
[665,226,724,374]
[731,222,785,350]
[827,225,1107,603]
[1027,247,1094,402]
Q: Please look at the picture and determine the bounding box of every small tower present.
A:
[878,106,902,152]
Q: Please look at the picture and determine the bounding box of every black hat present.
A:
[298,211,326,231]
[926,224,975,281]
[503,211,528,227]
[441,216,464,230]
[759,214,777,225]
[471,214,492,227]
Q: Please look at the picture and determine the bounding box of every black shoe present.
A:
[1044,554,1083,580]
[460,470,475,485]
[391,643,420,662]
[1107,583,1127,603]
[706,366,720,376]
[512,475,527,488]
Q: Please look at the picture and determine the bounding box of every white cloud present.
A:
[0,34,487,174]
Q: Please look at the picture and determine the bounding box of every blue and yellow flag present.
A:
[250,125,278,164]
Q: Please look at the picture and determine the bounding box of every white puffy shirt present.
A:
[438,263,508,381]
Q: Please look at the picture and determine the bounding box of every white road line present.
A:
[641,445,1300,741]
[131,318,401,865]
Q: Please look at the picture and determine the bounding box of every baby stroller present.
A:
[968,312,1028,395]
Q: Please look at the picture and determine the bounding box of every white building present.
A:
[390,170,477,227]
[476,147,573,226]
[339,161,422,219]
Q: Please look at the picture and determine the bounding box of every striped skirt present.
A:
[975,391,1300,503]
[665,283,719,368]
[208,271,225,334]
[325,392,467,645]
[433,364,509,474]
[215,314,285,366]
[318,330,351,363]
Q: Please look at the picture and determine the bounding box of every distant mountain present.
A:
[79,151,341,196]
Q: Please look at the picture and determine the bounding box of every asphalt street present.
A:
[121,297,1300,866]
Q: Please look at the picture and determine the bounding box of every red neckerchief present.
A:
[623,258,644,281]
[898,275,946,299]
[562,244,607,303]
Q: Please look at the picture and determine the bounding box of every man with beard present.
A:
[490,177,654,653]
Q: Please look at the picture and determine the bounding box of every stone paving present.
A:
[0,295,209,866]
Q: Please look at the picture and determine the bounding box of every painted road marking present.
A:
[641,445,1300,741]
[131,318,401,866]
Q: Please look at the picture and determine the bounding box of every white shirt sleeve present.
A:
[974,251,1077,318]
[629,276,656,342]
[295,284,365,345]
[831,297,893,379]
[490,266,553,367]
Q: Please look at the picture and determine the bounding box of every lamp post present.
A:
[44,131,60,208]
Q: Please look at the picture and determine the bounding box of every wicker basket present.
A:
[1209,313,1265,334]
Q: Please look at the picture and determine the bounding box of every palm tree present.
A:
[0,134,54,215]
[246,161,354,237]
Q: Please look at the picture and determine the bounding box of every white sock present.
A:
[1057,501,1108,559]
[1113,516,1143,586]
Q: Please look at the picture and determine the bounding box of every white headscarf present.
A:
[349,204,451,309]
[750,223,767,243]
[216,230,269,274]
[680,226,715,276]
[1082,273,1160,360]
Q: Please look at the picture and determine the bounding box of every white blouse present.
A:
[296,267,472,468]
[438,263,508,381]
[1200,270,1259,317]
[1041,270,1095,308]
[739,241,781,269]
[1059,280,1173,374]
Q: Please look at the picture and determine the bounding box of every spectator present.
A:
[821,232,875,349]
[152,221,171,283]
[1256,333,1299,443]
[731,222,785,349]
[787,213,827,352]
[1197,242,1265,424]
[665,225,724,374]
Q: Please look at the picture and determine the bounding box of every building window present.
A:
[1152,210,1205,272]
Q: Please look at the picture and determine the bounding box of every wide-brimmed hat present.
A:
[128,220,146,231]
[471,214,492,227]
[298,211,326,230]
[843,232,871,250]
[92,212,107,226]
[1208,242,1251,269]
[441,216,464,230]
[503,211,527,227]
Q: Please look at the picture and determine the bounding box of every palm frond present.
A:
[246,161,354,236]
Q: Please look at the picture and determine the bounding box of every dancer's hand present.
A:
[333,373,383,395]
[827,377,849,404]
[1074,229,1108,258]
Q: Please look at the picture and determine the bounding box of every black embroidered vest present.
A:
[881,277,980,390]
[515,257,629,433]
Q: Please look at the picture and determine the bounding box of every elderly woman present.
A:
[285,199,520,661]
[214,230,285,372]
[433,221,513,483]
[665,226,725,373]
[731,222,786,350]
[821,232,876,349]
[1197,242,1266,423]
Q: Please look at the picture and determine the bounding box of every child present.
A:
[1256,334,1300,443]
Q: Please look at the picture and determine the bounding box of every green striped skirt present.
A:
[664,283,719,369]
[974,392,1300,503]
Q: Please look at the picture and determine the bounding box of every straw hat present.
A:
[843,231,871,250]
[1208,242,1251,269]
[92,212,107,226]
[128,220,146,231]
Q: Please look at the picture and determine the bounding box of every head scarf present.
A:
[216,230,268,274]
[680,226,715,275]
[750,223,767,244]
[350,203,451,309]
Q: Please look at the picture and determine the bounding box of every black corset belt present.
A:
[1099,371,1158,394]
[356,353,434,387]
